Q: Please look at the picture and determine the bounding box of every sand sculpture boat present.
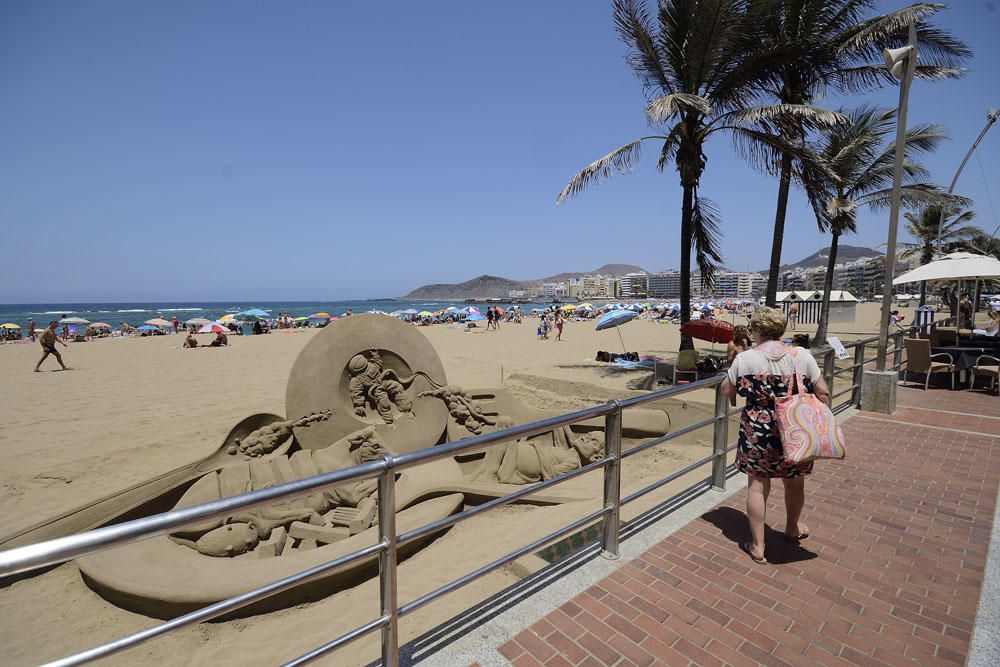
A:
[2,315,677,618]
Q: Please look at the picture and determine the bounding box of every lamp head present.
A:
[883,44,916,80]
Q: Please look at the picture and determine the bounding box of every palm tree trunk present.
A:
[813,232,840,346]
[765,154,793,306]
[679,184,694,351]
[918,280,927,307]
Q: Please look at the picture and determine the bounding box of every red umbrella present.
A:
[680,319,734,344]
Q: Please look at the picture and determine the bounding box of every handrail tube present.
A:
[832,385,858,400]
[616,375,723,408]
[0,458,389,577]
[390,403,616,472]
[619,415,719,460]
[281,615,390,667]
[46,541,388,667]
[397,506,610,617]
[621,452,716,506]
[397,457,609,546]
[622,444,736,505]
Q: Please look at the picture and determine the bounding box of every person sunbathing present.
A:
[972,310,1000,337]
[183,332,199,348]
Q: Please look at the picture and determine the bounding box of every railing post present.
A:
[851,341,866,407]
[822,349,835,398]
[711,382,729,491]
[377,455,398,667]
[892,331,904,373]
[601,403,622,560]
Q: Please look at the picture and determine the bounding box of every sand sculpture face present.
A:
[4,314,672,618]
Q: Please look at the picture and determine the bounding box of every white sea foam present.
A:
[29,311,71,315]
[159,308,203,312]
[117,309,147,312]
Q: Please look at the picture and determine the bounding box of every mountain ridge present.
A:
[400,264,646,300]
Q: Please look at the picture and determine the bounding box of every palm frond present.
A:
[614,0,673,93]
[645,93,712,123]
[690,193,724,288]
[556,137,666,204]
[858,183,972,211]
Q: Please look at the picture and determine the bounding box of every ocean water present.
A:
[0,300,510,330]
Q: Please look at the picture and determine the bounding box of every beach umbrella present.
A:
[400,308,419,315]
[185,317,212,326]
[294,316,310,321]
[90,322,111,329]
[893,251,1000,284]
[417,310,434,317]
[444,306,459,312]
[239,308,271,318]
[61,317,91,325]
[596,310,639,352]
[218,314,236,323]
[197,323,229,333]
[465,313,485,321]
[680,319,734,345]
[460,307,481,315]
[495,307,505,316]
[561,304,578,311]
[579,302,593,308]
[137,324,159,331]
[309,312,333,319]
[144,318,171,327]
[1,323,21,329]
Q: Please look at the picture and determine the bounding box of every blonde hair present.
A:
[749,306,787,341]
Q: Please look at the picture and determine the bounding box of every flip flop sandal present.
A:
[784,527,810,542]
[740,542,766,564]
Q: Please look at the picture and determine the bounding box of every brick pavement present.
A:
[496,387,1000,666]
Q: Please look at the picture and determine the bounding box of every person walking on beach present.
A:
[494,307,501,330]
[721,307,830,563]
[486,307,495,330]
[555,312,564,341]
[34,321,68,372]
[172,317,180,333]
[27,318,36,342]
[787,302,799,330]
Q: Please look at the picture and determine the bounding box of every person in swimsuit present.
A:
[27,318,36,342]
[210,331,228,347]
[183,331,199,348]
[34,321,68,372]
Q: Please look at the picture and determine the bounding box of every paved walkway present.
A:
[494,387,1000,666]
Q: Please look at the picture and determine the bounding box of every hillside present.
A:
[761,245,881,273]
[401,264,647,300]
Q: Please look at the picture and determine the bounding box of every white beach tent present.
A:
[893,251,1000,284]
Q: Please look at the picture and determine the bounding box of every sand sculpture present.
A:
[1,315,677,618]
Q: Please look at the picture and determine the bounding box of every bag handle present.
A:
[786,347,806,397]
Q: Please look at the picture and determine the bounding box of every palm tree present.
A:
[803,106,965,346]
[557,0,839,349]
[899,204,981,304]
[756,0,970,306]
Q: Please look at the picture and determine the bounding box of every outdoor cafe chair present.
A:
[970,355,1000,395]
[904,338,955,391]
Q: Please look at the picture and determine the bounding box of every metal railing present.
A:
[0,318,953,666]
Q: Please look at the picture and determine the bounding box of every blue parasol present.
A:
[596,310,638,352]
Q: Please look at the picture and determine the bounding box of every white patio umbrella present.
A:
[893,251,1000,285]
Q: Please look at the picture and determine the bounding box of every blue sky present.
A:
[1,1,997,302]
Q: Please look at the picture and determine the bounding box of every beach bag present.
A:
[774,349,847,463]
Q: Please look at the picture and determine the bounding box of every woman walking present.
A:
[721,307,830,563]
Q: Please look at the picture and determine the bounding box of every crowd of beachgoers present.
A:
[1,300,765,344]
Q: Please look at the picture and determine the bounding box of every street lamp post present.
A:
[875,22,918,373]
[860,23,917,414]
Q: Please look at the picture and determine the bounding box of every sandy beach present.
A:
[0,303,906,665]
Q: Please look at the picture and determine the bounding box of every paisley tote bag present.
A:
[774,349,847,463]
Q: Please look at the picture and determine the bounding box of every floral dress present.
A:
[727,346,819,478]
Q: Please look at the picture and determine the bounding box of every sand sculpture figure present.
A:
[173,426,390,558]
[227,411,331,459]
[348,350,414,425]
[418,385,497,435]
[1,314,679,618]
[469,416,604,484]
